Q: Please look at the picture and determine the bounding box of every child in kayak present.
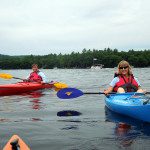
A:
[104,60,145,95]
[25,64,48,83]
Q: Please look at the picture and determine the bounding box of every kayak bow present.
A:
[3,134,30,150]
[105,93,150,122]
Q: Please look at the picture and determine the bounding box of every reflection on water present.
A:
[57,110,82,117]
[28,91,45,110]
[0,69,150,150]
[115,122,134,148]
[61,125,79,130]
[57,110,82,131]
[31,118,43,122]
[0,118,10,122]
[19,90,45,99]
[30,99,43,110]
[27,91,44,98]
[105,106,150,148]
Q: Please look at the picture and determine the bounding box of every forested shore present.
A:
[0,48,150,69]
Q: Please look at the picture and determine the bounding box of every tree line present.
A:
[0,48,150,69]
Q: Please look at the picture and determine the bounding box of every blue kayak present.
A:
[105,93,150,123]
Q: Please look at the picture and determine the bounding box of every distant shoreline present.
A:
[0,48,150,69]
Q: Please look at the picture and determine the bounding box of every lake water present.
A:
[0,68,150,150]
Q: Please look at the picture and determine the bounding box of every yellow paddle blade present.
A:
[0,73,13,79]
[54,82,68,89]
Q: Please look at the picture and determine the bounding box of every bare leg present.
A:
[137,89,144,93]
[117,87,125,93]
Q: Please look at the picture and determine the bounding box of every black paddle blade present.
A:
[57,88,84,99]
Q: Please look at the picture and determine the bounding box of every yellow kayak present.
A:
[3,135,30,150]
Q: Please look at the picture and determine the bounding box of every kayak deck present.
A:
[107,93,149,106]
[3,134,30,150]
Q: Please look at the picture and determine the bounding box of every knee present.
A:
[117,87,125,93]
[137,89,144,93]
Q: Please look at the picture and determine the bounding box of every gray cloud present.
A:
[0,0,149,55]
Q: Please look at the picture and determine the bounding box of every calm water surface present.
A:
[0,68,150,150]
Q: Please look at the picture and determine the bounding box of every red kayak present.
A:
[0,82,54,96]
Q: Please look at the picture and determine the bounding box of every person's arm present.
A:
[104,86,113,95]
[26,75,30,80]
[38,72,48,83]
[23,74,30,82]
[134,77,146,93]
[137,87,144,93]
[137,86,146,93]
[103,77,119,95]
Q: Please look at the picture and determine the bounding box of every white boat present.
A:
[91,64,104,69]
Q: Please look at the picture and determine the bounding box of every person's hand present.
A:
[103,86,113,95]
[103,89,109,95]
[23,79,28,82]
[143,89,147,94]
[50,80,57,84]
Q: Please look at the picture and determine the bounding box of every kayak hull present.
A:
[0,82,53,96]
[3,134,30,150]
[105,93,150,123]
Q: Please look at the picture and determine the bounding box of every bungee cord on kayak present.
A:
[3,135,30,150]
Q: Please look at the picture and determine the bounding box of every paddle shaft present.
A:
[13,77,24,80]
[13,77,68,88]
[83,92,116,94]
[83,92,150,94]
[57,88,150,99]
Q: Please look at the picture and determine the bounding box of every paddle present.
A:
[57,87,116,99]
[0,73,68,89]
[57,88,150,99]
[53,82,68,89]
[0,73,24,80]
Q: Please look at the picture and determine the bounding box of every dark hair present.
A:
[32,64,38,68]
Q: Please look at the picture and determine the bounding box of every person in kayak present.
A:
[104,60,145,95]
[25,64,48,83]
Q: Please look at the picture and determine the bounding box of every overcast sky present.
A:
[0,0,150,55]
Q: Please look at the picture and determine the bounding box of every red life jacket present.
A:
[28,71,42,82]
[113,74,139,92]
